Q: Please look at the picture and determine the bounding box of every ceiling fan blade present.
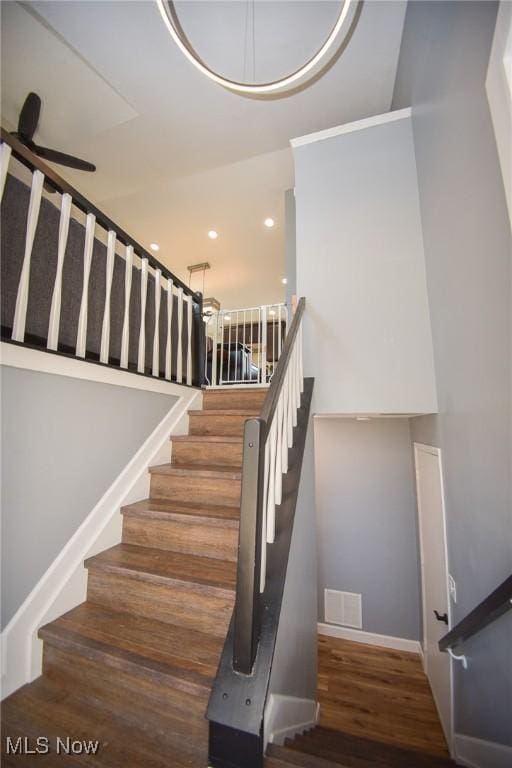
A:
[18,92,41,142]
[33,145,96,172]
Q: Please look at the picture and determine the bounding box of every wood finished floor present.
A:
[317,634,449,757]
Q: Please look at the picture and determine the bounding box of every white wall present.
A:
[293,110,437,415]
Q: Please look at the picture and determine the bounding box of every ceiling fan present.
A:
[12,92,96,173]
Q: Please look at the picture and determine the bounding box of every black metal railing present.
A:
[0,128,205,386]
[439,574,512,652]
[233,297,305,674]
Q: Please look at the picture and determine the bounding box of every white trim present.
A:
[454,733,512,768]
[318,622,422,655]
[0,385,202,699]
[0,342,195,399]
[264,694,319,747]
[413,442,454,753]
[290,107,412,148]
[486,1,512,229]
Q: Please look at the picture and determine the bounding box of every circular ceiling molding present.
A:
[156,0,354,95]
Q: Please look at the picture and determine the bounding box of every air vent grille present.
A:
[324,589,362,629]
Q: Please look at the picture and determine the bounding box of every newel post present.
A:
[192,291,206,387]
[233,417,266,674]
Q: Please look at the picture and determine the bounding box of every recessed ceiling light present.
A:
[224,315,231,322]
[264,218,275,228]
[269,309,276,316]
[150,243,160,252]
[208,230,218,240]
[281,277,287,285]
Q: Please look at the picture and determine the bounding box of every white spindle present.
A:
[261,305,267,384]
[299,320,304,393]
[12,170,44,342]
[0,143,12,202]
[266,418,278,544]
[211,313,218,386]
[260,440,270,593]
[165,278,173,380]
[47,193,72,350]
[153,269,161,377]
[76,213,96,358]
[287,357,294,447]
[186,295,193,385]
[176,286,184,383]
[274,391,284,506]
[137,258,148,373]
[281,375,289,473]
[100,231,116,364]
[120,245,133,369]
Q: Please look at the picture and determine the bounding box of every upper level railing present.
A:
[0,128,205,385]
[233,297,305,673]
[204,302,289,387]
[439,573,512,664]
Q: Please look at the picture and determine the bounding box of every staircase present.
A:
[266,727,458,768]
[1,387,267,767]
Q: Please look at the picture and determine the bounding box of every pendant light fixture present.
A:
[156,0,354,95]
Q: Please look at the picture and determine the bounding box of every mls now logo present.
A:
[6,737,100,755]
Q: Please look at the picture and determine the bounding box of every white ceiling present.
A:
[1,0,406,307]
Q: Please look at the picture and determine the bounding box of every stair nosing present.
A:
[85,545,236,594]
[171,435,244,444]
[188,409,260,416]
[149,462,242,480]
[39,623,213,697]
[121,501,239,528]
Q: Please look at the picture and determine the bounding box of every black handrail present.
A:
[1,128,193,296]
[233,297,305,674]
[439,574,512,652]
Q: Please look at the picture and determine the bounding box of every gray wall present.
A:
[1,366,177,628]
[393,1,512,745]
[267,412,318,707]
[284,188,297,306]
[315,418,421,640]
[293,115,437,414]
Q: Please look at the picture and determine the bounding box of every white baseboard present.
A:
[264,694,319,747]
[318,622,422,655]
[454,734,512,768]
[0,386,202,700]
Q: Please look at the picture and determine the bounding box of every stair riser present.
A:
[202,390,267,411]
[122,515,238,562]
[189,413,251,437]
[42,644,209,726]
[150,472,241,506]
[171,440,243,467]
[87,570,234,637]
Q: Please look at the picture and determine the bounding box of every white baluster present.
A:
[274,391,283,506]
[287,364,294,448]
[266,419,278,544]
[281,377,289,474]
[261,305,267,384]
[186,295,193,385]
[0,143,12,202]
[260,439,270,593]
[47,193,72,350]
[100,231,116,364]
[176,286,184,383]
[76,213,96,357]
[120,245,133,369]
[295,336,301,411]
[137,258,148,373]
[211,313,218,386]
[153,269,161,377]
[165,278,173,380]
[12,170,44,342]
[299,320,304,393]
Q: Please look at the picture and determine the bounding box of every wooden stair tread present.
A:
[149,462,242,480]
[2,676,206,768]
[121,498,239,526]
[39,602,222,693]
[281,727,456,768]
[171,434,244,444]
[267,745,348,768]
[85,543,237,591]
[188,408,260,416]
